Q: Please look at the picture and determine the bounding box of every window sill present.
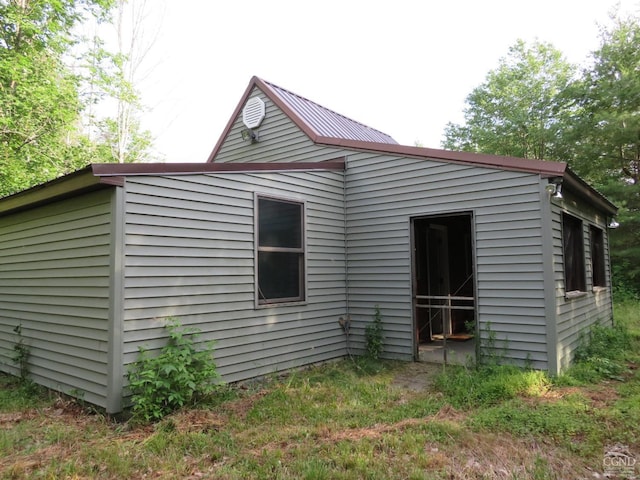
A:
[592,286,608,294]
[256,300,307,309]
[565,290,588,300]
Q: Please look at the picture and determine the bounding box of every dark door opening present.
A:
[412,213,475,363]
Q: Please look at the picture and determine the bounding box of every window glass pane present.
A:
[258,252,302,301]
[258,198,302,248]
[562,213,586,292]
[590,226,606,287]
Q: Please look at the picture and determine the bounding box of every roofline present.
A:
[315,137,570,177]
[205,76,616,213]
[91,159,345,177]
[0,159,346,217]
[563,168,618,216]
[206,77,566,176]
[0,167,115,217]
[208,76,396,162]
[207,77,263,162]
[324,138,616,213]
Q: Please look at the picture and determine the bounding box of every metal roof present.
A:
[0,76,616,218]
[205,76,616,215]
[261,79,398,144]
[207,77,568,178]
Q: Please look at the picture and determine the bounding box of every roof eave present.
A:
[92,159,345,177]
[207,76,338,163]
[314,136,569,176]
[314,137,616,213]
[562,169,618,216]
[0,166,117,217]
[207,77,262,163]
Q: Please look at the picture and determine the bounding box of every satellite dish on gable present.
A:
[242,97,266,129]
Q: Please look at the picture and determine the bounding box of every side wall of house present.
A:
[345,154,550,370]
[0,189,114,408]
[551,191,613,371]
[121,171,347,385]
[213,88,345,164]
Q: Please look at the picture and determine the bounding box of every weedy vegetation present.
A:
[0,302,638,479]
[127,319,221,422]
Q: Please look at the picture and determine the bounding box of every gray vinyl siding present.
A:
[345,154,550,369]
[551,190,613,370]
[121,171,347,385]
[214,88,344,163]
[0,189,113,407]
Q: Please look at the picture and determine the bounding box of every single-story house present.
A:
[0,76,617,413]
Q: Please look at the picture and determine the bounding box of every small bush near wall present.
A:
[364,305,384,360]
[127,319,221,422]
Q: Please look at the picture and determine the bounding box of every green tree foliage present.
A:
[569,15,640,186]
[442,15,640,296]
[0,0,114,197]
[443,40,577,161]
[0,0,156,197]
[570,13,640,297]
[83,0,154,163]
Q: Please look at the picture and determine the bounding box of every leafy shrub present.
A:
[569,323,632,381]
[12,323,30,382]
[128,319,220,422]
[364,305,384,360]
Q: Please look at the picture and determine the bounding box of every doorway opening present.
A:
[412,213,476,365]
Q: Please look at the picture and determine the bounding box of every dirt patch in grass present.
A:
[218,388,269,420]
[390,361,442,391]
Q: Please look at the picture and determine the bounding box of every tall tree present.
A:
[441,19,640,296]
[85,0,154,163]
[570,12,640,296]
[442,40,577,161]
[0,0,114,197]
[569,14,640,186]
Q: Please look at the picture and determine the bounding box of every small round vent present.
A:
[242,97,266,129]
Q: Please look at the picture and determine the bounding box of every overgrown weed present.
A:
[0,302,638,478]
[434,364,550,409]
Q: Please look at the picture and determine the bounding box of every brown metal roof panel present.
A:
[263,79,398,144]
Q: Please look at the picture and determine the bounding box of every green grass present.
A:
[433,364,550,409]
[1,301,639,479]
[0,376,50,412]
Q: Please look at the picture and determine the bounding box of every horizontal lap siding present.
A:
[0,189,113,407]
[551,194,613,370]
[122,171,347,383]
[214,89,344,163]
[346,155,548,368]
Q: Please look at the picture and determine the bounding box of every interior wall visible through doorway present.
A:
[411,212,476,364]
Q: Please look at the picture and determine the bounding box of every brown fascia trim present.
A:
[207,77,263,162]
[91,159,345,177]
[0,159,346,217]
[314,136,569,177]
[323,137,616,213]
[206,76,566,178]
[205,77,613,213]
[240,78,568,177]
[255,77,323,140]
[206,76,326,163]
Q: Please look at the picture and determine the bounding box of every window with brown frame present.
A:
[562,213,586,293]
[590,225,606,288]
[256,196,305,304]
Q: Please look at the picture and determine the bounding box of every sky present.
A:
[125,0,640,163]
